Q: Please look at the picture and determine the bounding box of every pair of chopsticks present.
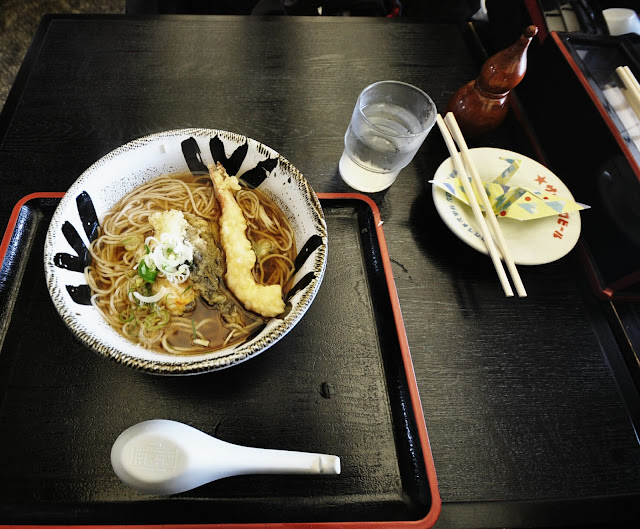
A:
[616,66,640,119]
[436,112,527,298]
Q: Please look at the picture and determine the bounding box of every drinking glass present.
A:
[339,80,436,193]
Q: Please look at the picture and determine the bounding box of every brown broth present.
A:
[164,297,265,355]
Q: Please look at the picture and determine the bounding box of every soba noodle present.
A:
[85,172,296,354]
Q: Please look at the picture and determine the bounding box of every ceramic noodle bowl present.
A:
[43,129,327,375]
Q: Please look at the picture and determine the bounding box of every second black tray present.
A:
[0,193,440,528]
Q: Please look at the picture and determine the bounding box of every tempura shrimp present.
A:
[209,163,285,318]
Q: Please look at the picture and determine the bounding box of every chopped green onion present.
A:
[142,282,153,296]
[123,321,139,337]
[118,310,135,323]
[144,244,150,254]
[122,235,143,251]
[138,259,157,283]
[156,309,170,328]
[182,285,193,295]
[254,239,273,259]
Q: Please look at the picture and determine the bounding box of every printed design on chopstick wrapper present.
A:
[443,170,484,241]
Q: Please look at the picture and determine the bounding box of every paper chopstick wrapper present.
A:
[430,157,590,221]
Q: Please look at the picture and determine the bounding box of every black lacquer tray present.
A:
[0,193,440,528]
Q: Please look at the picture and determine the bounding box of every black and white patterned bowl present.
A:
[43,129,327,375]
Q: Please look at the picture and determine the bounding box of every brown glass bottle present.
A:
[447,25,538,137]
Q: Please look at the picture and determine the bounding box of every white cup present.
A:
[603,8,640,36]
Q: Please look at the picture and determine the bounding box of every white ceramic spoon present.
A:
[111,419,341,495]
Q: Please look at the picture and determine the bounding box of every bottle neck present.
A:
[475,80,509,100]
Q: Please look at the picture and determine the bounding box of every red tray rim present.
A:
[0,191,442,529]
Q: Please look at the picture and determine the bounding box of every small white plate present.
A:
[432,147,581,266]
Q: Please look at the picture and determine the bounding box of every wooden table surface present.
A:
[1,14,640,528]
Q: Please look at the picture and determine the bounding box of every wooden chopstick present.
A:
[444,113,527,298]
[436,114,514,298]
[623,66,640,94]
[616,66,640,119]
